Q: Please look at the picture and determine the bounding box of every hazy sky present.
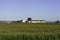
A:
[0,0,60,21]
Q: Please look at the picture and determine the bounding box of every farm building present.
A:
[22,20,26,23]
[28,20,46,23]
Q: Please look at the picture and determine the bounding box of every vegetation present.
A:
[0,23,60,40]
[27,17,32,21]
[55,20,60,23]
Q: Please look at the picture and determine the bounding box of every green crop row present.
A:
[0,32,60,40]
[0,23,60,40]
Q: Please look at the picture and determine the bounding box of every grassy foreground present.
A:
[0,23,60,40]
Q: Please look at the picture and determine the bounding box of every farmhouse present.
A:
[28,20,46,23]
[21,18,46,23]
[22,20,26,23]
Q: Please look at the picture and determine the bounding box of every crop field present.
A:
[0,23,60,40]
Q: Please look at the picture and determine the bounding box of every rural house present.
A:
[28,20,46,23]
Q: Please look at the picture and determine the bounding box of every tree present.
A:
[16,20,23,23]
[16,20,20,23]
[27,17,32,21]
[56,20,60,23]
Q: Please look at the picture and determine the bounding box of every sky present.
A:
[0,0,60,21]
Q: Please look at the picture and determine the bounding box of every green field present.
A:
[0,23,60,40]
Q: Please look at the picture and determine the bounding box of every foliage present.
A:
[56,20,60,23]
[27,17,32,21]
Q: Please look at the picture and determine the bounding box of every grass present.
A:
[0,23,60,40]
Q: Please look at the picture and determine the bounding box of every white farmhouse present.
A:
[22,20,26,23]
[28,20,46,23]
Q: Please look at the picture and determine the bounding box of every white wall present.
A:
[29,20,46,23]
